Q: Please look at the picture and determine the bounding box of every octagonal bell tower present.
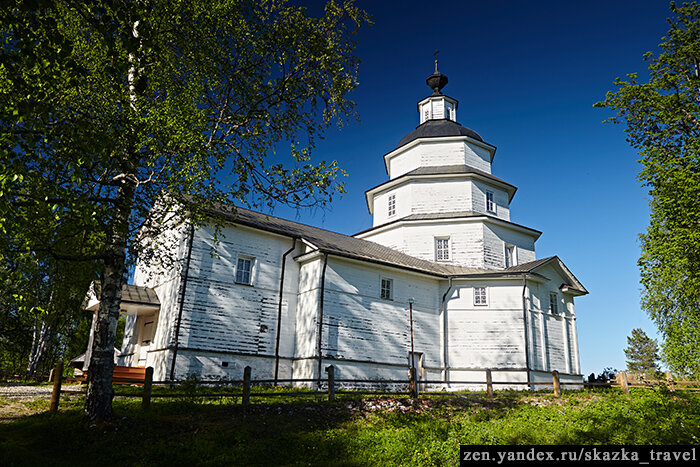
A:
[356,62,541,270]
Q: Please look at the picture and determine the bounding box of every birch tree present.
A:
[1,0,367,420]
[596,2,700,377]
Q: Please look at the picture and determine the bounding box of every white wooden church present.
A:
[89,63,587,389]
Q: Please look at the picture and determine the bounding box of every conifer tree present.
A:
[624,328,660,375]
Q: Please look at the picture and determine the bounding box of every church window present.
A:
[445,103,452,120]
[421,103,430,123]
[549,292,559,314]
[388,194,396,217]
[486,191,495,213]
[235,256,254,285]
[474,287,487,306]
[505,244,515,268]
[435,237,450,261]
[380,278,393,300]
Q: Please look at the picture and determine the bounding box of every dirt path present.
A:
[0,383,84,421]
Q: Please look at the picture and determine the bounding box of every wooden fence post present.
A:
[326,365,335,401]
[242,366,251,405]
[410,367,419,399]
[49,361,63,413]
[142,366,154,411]
[552,370,561,397]
[619,371,629,394]
[486,369,493,398]
[666,371,675,392]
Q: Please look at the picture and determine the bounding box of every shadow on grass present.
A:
[1,388,699,466]
[0,397,371,466]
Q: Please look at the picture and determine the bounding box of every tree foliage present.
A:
[1,0,367,419]
[624,328,661,375]
[596,2,700,377]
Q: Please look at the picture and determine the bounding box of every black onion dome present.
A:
[426,58,448,94]
[396,119,484,149]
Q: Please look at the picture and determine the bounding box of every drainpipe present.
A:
[521,273,532,385]
[274,237,297,385]
[315,252,329,388]
[441,276,453,384]
[169,222,195,381]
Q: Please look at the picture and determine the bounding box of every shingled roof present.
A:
[365,164,517,202]
[203,204,585,294]
[121,284,160,306]
[404,164,513,187]
[505,256,588,294]
[396,119,487,148]
[355,211,542,238]
[207,205,492,277]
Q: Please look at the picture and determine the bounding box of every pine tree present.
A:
[624,328,660,375]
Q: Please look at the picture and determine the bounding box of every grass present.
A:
[1,387,699,466]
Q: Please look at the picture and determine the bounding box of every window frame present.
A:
[549,292,559,314]
[485,191,496,213]
[435,237,450,262]
[380,277,393,301]
[474,286,488,306]
[235,255,255,285]
[388,193,396,217]
[504,244,515,268]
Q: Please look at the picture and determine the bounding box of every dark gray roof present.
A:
[405,165,513,188]
[203,204,584,294]
[504,256,588,294]
[503,257,556,273]
[121,284,160,306]
[367,165,517,199]
[396,119,486,149]
[207,205,492,277]
[355,211,542,237]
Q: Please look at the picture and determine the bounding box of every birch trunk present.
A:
[84,174,135,420]
[26,318,51,380]
[84,16,141,422]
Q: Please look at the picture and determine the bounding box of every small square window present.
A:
[435,237,450,261]
[549,292,559,314]
[388,194,396,217]
[486,191,495,213]
[236,256,254,285]
[474,287,488,306]
[380,278,393,300]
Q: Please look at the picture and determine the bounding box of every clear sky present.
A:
[271,0,675,377]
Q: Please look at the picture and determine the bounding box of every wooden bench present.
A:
[78,366,147,385]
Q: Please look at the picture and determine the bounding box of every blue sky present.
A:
[272,0,674,376]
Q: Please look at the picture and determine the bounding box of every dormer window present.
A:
[388,194,396,217]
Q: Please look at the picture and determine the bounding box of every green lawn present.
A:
[1,388,699,466]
